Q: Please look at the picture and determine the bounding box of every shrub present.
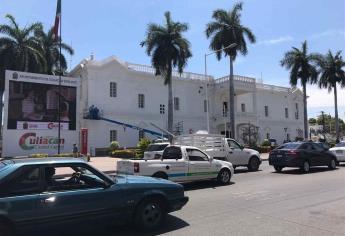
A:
[136,138,151,158]
[110,150,135,159]
[30,153,49,158]
[261,139,271,146]
[110,141,120,151]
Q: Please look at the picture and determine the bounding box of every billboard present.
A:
[2,71,80,157]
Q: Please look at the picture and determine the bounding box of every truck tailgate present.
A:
[116,160,134,175]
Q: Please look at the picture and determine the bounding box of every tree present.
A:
[35,27,74,75]
[141,11,192,138]
[0,14,45,136]
[205,2,256,139]
[315,50,345,140]
[280,40,319,140]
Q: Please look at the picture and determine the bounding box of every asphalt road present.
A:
[29,162,345,236]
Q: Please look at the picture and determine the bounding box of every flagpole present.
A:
[57,0,62,154]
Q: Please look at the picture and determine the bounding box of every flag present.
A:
[52,0,61,40]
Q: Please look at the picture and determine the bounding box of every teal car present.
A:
[0,158,188,235]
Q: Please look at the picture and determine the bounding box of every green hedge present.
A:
[29,153,84,158]
[110,149,136,159]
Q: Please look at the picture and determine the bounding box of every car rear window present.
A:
[162,146,182,159]
[147,144,169,151]
[277,143,301,150]
[0,160,12,171]
[335,142,345,147]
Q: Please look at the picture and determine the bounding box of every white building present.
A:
[70,56,304,151]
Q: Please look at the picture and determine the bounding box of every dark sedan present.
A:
[269,142,337,173]
[0,158,188,236]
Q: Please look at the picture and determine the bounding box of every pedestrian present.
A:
[73,144,78,158]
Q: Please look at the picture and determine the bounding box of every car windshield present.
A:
[147,144,169,151]
[335,142,345,147]
[277,143,300,149]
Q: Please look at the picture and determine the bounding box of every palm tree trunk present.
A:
[167,64,173,142]
[334,83,339,140]
[229,56,235,139]
[302,83,308,140]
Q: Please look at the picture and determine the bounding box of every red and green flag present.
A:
[52,0,61,40]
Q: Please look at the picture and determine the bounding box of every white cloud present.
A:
[310,29,345,39]
[257,36,294,45]
[306,84,345,107]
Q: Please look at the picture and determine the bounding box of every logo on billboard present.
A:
[19,132,65,150]
[12,72,18,80]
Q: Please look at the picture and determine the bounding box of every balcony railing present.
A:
[215,75,256,84]
[127,63,213,81]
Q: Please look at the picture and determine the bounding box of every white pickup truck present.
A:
[174,134,262,171]
[116,145,234,185]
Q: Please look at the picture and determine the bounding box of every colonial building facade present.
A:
[70,56,304,150]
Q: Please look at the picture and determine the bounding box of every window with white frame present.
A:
[241,103,246,112]
[160,104,165,114]
[285,107,289,118]
[223,102,228,117]
[174,97,180,111]
[264,106,269,117]
[138,94,145,108]
[110,130,117,142]
[139,130,144,140]
[110,82,117,97]
[204,100,208,113]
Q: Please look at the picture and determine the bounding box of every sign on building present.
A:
[2,70,80,157]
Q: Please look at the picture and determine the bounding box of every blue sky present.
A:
[1,0,344,119]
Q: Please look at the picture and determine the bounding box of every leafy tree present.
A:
[0,14,45,136]
[205,2,256,138]
[141,12,192,139]
[315,50,345,140]
[309,118,317,125]
[35,27,74,75]
[280,40,319,139]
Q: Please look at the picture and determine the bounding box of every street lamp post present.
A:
[204,43,237,133]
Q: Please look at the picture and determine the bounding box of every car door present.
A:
[36,163,123,226]
[0,166,43,228]
[312,143,331,166]
[187,148,217,181]
[161,146,188,182]
[226,139,246,165]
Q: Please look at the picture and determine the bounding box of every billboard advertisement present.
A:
[2,70,80,157]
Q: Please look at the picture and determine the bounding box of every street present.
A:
[29,161,345,236]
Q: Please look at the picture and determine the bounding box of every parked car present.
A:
[143,142,170,159]
[0,158,188,235]
[174,134,261,171]
[329,141,345,163]
[117,145,234,185]
[269,142,337,173]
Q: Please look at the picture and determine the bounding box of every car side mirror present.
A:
[209,156,213,162]
[240,145,244,150]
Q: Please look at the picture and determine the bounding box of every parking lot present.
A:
[30,160,345,236]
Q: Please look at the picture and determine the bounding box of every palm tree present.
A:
[0,14,45,136]
[0,14,45,74]
[315,50,345,140]
[205,2,256,139]
[140,11,192,138]
[280,40,319,140]
[35,27,74,75]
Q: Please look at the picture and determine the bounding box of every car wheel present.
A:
[134,198,166,231]
[0,220,11,236]
[328,159,336,170]
[301,161,310,173]
[152,172,168,180]
[274,166,283,172]
[248,157,260,171]
[217,168,231,185]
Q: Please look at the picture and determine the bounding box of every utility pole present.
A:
[321,111,326,141]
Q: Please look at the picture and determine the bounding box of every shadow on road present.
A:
[234,168,263,174]
[18,215,189,236]
[182,180,235,191]
[272,167,338,175]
